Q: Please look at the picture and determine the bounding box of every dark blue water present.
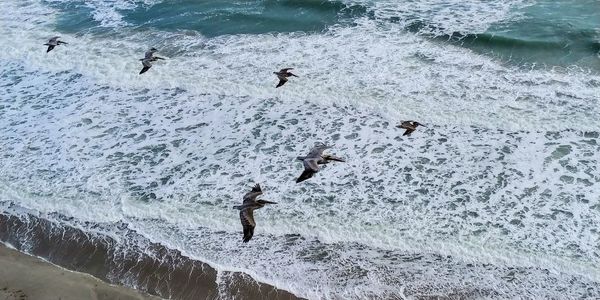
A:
[47,0,600,70]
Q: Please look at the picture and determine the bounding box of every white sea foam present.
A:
[1,0,600,299]
[344,0,532,35]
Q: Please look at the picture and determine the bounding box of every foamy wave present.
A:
[1,1,599,131]
[343,0,531,36]
[1,60,600,298]
[1,0,600,299]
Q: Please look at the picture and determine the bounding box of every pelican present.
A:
[139,47,165,75]
[296,145,345,183]
[233,184,277,243]
[397,121,425,136]
[274,68,298,88]
[44,36,67,53]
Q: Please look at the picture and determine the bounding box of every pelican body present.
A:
[397,121,425,136]
[233,184,277,243]
[44,36,67,53]
[274,68,298,88]
[139,47,165,74]
[296,145,345,183]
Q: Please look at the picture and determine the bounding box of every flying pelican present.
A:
[397,121,425,136]
[233,184,277,243]
[44,36,67,53]
[296,145,345,183]
[274,68,298,88]
[139,47,165,75]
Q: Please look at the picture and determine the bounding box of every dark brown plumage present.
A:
[44,36,67,53]
[396,121,425,136]
[138,48,165,75]
[274,68,298,88]
[296,145,345,183]
[233,184,277,243]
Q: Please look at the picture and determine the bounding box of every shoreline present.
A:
[0,211,301,300]
[0,243,162,300]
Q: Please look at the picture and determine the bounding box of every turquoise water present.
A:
[462,0,600,69]
[47,0,600,70]
[51,0,368,36]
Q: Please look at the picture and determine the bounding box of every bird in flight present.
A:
[233,184,277,243]
[397,121,425,136]
[296,144,345,183]
[44,36,68,53]
[274,68,298,88]
[139,47,165,75]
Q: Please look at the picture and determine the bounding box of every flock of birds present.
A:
[44,36,426,243]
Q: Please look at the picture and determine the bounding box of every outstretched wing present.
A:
[304,159,319,172]
[276,79,287,88]
[46,45,55,53]
[48,36,59,43]
[139,60,152,74]
[243,184,262,203]
[296,169,316,183]
[275,76,288,88]
[296,159,319,183]
[279,68,293,73]
[240,208,256,243]
[403,128,415,136]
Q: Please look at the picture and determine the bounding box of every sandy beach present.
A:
[0,212,301,300]
[0,244,162,300]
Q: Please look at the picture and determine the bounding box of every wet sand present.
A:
[0,244,161,300]
[0,211,301,300]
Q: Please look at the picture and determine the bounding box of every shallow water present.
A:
[1,0,599,299]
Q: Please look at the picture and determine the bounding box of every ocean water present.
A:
[1,0,600,299]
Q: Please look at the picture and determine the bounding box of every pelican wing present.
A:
[296,159,319,183]
[139,60,152,74]
[296,169,316,183]
[403,128,415,136]
[397,121,416,130]
[46,45,56,53]
[279,68,293,73]
[240,208,256,243]
[243,184,262,203]
[304,159,319,172]
[275,75,288,88]
[276,79,287,88]
[48,36,59,43]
